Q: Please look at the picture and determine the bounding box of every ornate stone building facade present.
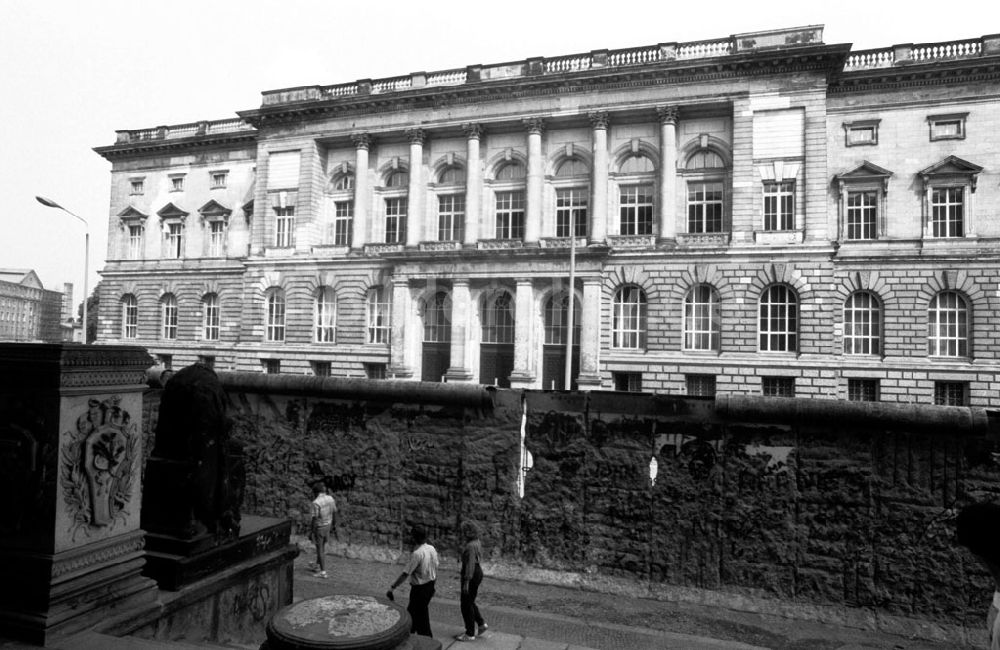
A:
[94,26,1000,406]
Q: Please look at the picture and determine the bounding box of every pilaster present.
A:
[388,279,415,379]
[576,278,603,388]
[508,278,536,388]
[463,124,483,247]
[405,129,425,248]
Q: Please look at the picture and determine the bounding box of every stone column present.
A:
[657,106,679,244]
[576,278,603,388]
[405,129,425,248]
[388,278,414,379]
[463,124,483,247]
[589,112,609,245]
[445,279,474,382]
[0,344,158,645]
[524,118,545,246]
[351,133,372,250]
[508,278,536,388]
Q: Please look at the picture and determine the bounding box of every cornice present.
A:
[829,57,1000,94]
[94,130,258,161]
[238,45,850,130]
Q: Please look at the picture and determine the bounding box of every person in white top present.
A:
[387,525,439,637]
[309,481,338,579]
[957,502,1000,650]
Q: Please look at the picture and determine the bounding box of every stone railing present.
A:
[845,35,998,71]
[115,118,255,144]
[260,25,824,107]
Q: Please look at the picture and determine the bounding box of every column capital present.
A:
[588,111,610,130]
[582,275,603,286]
[514,277,533,286]
[656,106,680,125]
[522,117,546,135]
[405,128,426,145]
[462,123,485,139]
[451,277,470,288]
[351,132,373,150]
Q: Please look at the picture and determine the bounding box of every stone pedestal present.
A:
[0,343,159,645]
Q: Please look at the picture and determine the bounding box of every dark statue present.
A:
[142,364,245,543]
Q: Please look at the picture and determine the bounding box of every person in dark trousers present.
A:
[957,502,1000,650]
[387,525,439,637]
[309,480,338,579]
[455,520,487,642]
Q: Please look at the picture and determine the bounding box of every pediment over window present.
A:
[157,202,189,221]
[834,161,893,192]
[242,200,254,223]
[919,156,984,191]
[117,206,148,222]
[198,199,232,222]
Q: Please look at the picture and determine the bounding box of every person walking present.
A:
[309,480,338,579]
[455,520,487,642]
[387,525,439,637]
[957,502,1000,650]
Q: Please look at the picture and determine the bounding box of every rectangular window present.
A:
[275,206,295,247]
[846,191,878,240]
[128,225,144,259]
[495,191,525,240]
[686,374,717,397]
[311,361,331,377]
[613,372,642,392]
[934,381,968,406]
[157,354,173,370]
[384,197,407,244]
[166,223,183,258]
[123,301,137,339]
[763,182,794,231]
[687,181,724,233]
[930,187,964,238]
[365,363,387,379]
[204,300,220,341]
[762,376,795,397]
[170,175,185,192]
[438,194,466,241]
[263,359,281,374]
[844,120,880,147]
[130,178,144,195]
[555,188,588,238]
[619,184,653,235]
[209,221,226,257]
[210,171,228,188]
[333,201,353,246]
[928,113,967,141]
[848,379,879,402]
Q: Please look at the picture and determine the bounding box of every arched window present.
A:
[843,291,881,355]
[422,292,451,343]
[121,294,137,339]
[495,161,526,180]
[928,291,969,357]
[332,173,355,191]
[619,155,655,174]
[544,292,581,345]
[203,293,220,341]
[367,286,390,344]
[685,148,727,235]
[555,158,588,178]
[265,288,285,342]
[385,170,409,187]
[684,285,720,351]
[685,150,725,170]
[759,285,797,352]
[481,292,514,344]
[612,286,648,349]
[438,165,465,185]
[315,287,336,343]
[161,293,178,340]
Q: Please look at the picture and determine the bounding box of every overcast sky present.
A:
[0,0,992,308]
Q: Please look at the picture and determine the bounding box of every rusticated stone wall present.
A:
[142,372,999,632]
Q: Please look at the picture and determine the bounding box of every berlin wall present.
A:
[142,372,1000,635]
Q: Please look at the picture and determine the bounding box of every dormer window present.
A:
[210,170,228,189]
[169,174,185,192]
[129,177,145,195]
[928,113,967,141]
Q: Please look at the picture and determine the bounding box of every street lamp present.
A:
[35,196,90,344]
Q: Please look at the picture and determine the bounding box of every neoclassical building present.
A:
[94,26,1000,406]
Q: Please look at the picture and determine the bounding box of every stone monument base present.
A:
[0,530,159,646]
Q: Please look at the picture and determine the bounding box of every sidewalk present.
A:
[295,539,979,650]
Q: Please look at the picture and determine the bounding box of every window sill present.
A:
[264,247,296,258]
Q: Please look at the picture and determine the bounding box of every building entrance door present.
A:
[541,344,579,390]
[479,343,514,387]
[421,342,450,382]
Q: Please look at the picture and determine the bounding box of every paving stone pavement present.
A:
[296,540,980,650]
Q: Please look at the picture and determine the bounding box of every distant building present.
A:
[0,270,65,343]
[94,26,1000,406]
